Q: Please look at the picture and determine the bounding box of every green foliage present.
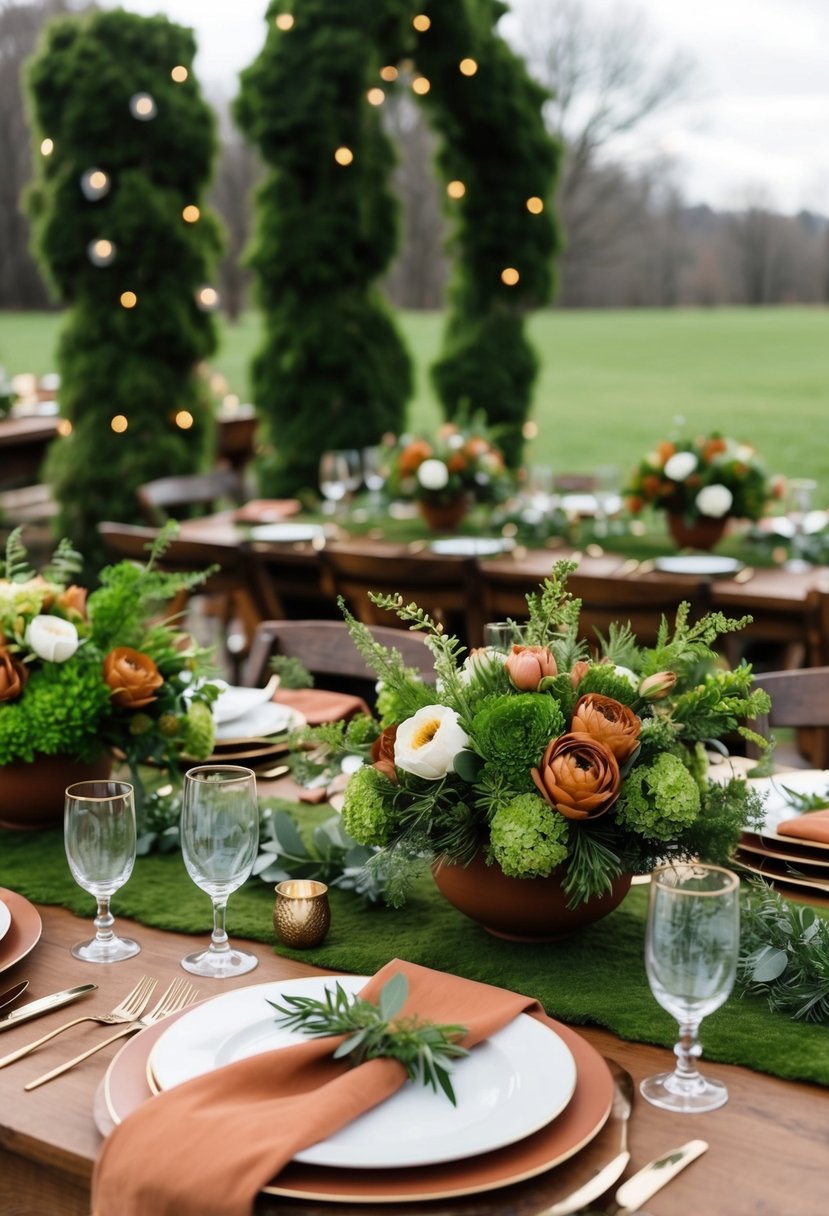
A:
[489,792,568,878]
[255,805,384,902]
[24,9,221,570]
[739,883,829,1021]
[616,752,701,841]
[472,692,564,790]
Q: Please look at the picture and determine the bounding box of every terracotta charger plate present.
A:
[97,1006,613,1204]
[734,852,829,896]
[0,887,43,974]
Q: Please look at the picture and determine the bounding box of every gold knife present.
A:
[614,1139,708,1212]
[0,983,96,1031]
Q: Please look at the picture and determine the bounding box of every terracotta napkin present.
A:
[92,960,540,1216]
[274,686,370,725]
[233,498,302,523]
[778,809,829,844]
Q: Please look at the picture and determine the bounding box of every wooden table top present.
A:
[1,896,827,1216]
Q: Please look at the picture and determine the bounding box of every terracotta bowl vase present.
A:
[0,752,113,831]
[417,496,468,532]
[432,850,632,942]
[666,514,727,551]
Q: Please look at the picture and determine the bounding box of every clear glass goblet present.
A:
[318,450,350,514]
[783,477,817,572]
[641,862,740,1113]
[64,780,140,963]
[593,463,621,537]
[179,765,260,978]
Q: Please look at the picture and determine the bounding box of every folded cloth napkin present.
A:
[233,498,302,523]
[274,687,370,725]
[778,809,829,844]
[92,960,540,1216]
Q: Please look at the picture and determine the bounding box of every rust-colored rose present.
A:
[103,647,163,709]
[571,693,641,764]
[531,733,621,820]
[371,724,399,784]
[398,440,432,475]
[505,645,557,691]
[57,584,88,620]
[0,648,28,702]
[570,659,590,689]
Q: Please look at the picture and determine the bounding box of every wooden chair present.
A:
[318,541,484,648]
[136,469,245,527]
[749,666,829,769]
[242,539,342,623]
[243,620,436,705]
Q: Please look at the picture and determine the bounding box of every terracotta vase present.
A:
[431,851,632,942]
[417,495,468,532]
[0,752,113,831]
[666,514,727,551]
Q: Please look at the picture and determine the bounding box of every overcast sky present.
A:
[99,0,829,216]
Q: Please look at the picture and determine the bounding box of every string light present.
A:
[501,267,520,286]
[111,415,128,433]
[182,204,200,223]
[447,180,466,199]
[459,58,478,76]
[223,393,240,412]
[367,88,385,106]
[40,138,54,156]
[275,12,294,29]
[522,420,538,440]
[210,373,229,394]
[526,196,544,214]
[412,76,430,95]
[171,65,188,83]
[80,169,110,200]
[413,14,431,31]
[195,286,219,311]
[56,419,72,437]
[120,290,138,308]
[129,93,157,121]
[334,146,354,165]
[175,410,194,429]
[379,65,398,82]
[87,238,116,266]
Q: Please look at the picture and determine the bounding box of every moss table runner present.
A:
[1,825,827,1088]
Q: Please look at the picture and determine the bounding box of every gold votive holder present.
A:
[273,879,331,949]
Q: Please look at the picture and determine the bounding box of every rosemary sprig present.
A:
[777,781,829,812]
[268,973,469,1104]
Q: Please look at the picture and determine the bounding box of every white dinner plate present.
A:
[249,523,326,544]
[748,769,829,833]
[763,511,827,539]
[653,555,743,576]
[428,537,513,557]
[213,702,302,742]
[148,976,577,1171]
[0,900,10,946]
[211,675,281,725]
[558,493,622,517]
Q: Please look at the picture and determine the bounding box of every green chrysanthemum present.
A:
[471,693,564,791]
[617,752,701,841]
[182,700,215,759]
[490,793,569,878]
[341,764,399,846]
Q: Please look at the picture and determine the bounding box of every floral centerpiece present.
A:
[0,526,217,833]
[337,562,768,926]
[626,432,778,548]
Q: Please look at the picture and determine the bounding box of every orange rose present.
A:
[0,648,28,702]
[531,733,621,820]
[570,660,590,688]
[463,436,489,458]
[371,725,399,784]
[505,645,557,691]
[398,440,432,475]
[447,452,468,473]
[641,474,661,498]
[656,441,676,462]
[627,496,644,514]
[103,647,163,709]
[702,438,727,461]
[571,694,641,763]
[56,584,88,620]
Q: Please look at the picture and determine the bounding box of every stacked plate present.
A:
[0,888,42,974]
[734,770,829,896]
[197,677,306,770]
[97,975,615,1203]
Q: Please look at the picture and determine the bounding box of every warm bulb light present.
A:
[367,87,385,106]
[196,286,219,310]
[40,138,54,156]
[129,93,157,121]
[182,204,200,223]
[380,65,398,82]
[447,180,466,199]
[87,238,116,267]
[459,58,478,76]
[111,415,128,433]
[56,418,73,437]
[171,65,188,82]
[80,169,110,200]
[526,196,544,214]
[501,267,520,286]
[334,146,354,165]
[522,420,539,440]
[413,13,431,30]
[120,291,137,308]
[175,410,194,429]
[275,12,294,29]
[412,76,430,95]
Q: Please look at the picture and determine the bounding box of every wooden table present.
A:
[1,900,827,1216]
[0,415,59,488]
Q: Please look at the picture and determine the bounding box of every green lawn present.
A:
[2,306,827,499]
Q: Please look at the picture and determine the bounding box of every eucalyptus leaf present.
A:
[379,973,408,1020]
[750,946,789,984]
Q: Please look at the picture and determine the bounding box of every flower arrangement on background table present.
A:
[337,561,769,909]
[0,525,218,836]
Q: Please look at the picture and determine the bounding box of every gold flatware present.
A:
[734,566,755,583]
[614,1139,708,1213]
[0,981,28,1012]
[617,559,640,577]
[24,978,199,1090]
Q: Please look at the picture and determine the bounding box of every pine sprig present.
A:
[268,974,469,1103]
[562,826,625,906]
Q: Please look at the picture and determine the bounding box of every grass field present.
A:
[2,306,827,499]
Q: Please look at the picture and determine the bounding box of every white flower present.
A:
[663,452,698,481]
[695,483,733,518]
[394,704,469,779]
[613,665,639,687]
[735,444,755,464]
[416,458,450,492]
[26,614,79,662]
[459,646,505,683]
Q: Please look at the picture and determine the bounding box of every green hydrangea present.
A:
[471,693,564,791]
[617,752,701,841]
[182,700,215,759]
[0,653,112,764]
[573,664,640,707]
[344,714,381,749]
[341,764,400,846]
[489,793,569,878]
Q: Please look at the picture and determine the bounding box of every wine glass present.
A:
[783,477,817,572]
[593,464,621,537]
[179,765,260,978]
[341,448,363,498]
[64,780,140,963]
[362,445,387,504]
[641,862,740,1113]
[318,450,350,514]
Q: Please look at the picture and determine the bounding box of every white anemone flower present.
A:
[613,665,639,687]
[459,646,505,683]
[416,458,450,492]
[394,704,469,779]
[695,483,733,518]
[663,452,698,481]
[27,614,79,662]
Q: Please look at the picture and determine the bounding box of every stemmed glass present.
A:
[319,450,350,514]
[179,765,260,978]
[641,862,740,1113]
[362,445,386,506]
[593,464,621,537]
[783,478,817,572]
[64,780,140,963]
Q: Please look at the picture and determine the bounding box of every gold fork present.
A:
[24,978,200,1091]
[0,975,157,1070]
